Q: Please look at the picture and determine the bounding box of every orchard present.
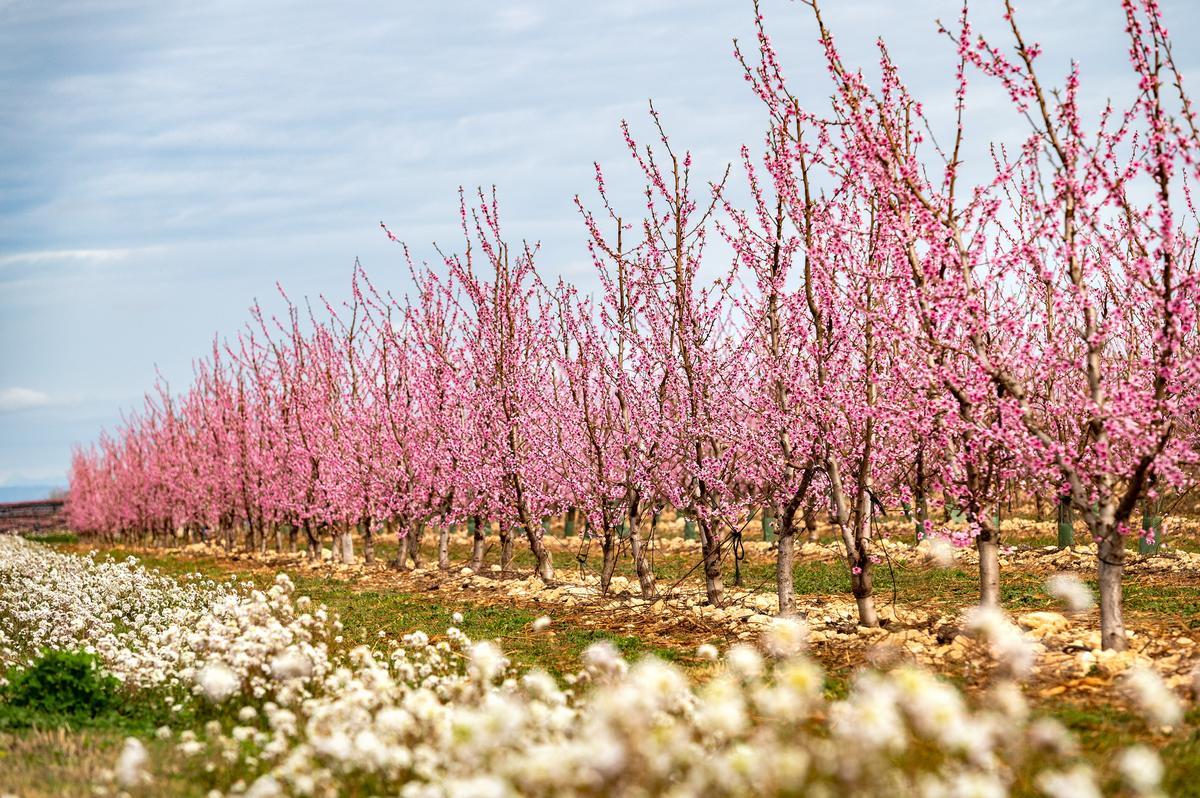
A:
[7,0,1200,796]
[66,0,1200,650]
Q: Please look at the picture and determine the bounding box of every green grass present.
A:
[22,531,79,545]
[1043,701,1200,796]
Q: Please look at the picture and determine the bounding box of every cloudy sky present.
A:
[0,0,1195,496]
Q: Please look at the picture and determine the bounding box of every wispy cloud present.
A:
[0,387,51,412]
[0,248,136,267]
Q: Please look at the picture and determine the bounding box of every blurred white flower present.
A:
[114,737,148,788]
[1123,666,1183,728]
[581,641,626,679]
[763,617,809,658]
[944,771,1005,798]
[468,641,508,683]
[269,649,313,681]
[922,537,956,569]
[1045,573,1093,612]
[244,775,283,798]
[1117,745,1164,794]
[196,662,241,703]
[964,606,1036,677]
[1036,766,1100,798]
[725,644,764,681]
[532,616,551,632]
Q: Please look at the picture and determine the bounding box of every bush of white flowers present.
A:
[0,537,1175,797]
[0,536,335,708]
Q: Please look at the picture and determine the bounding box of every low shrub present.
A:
[0,649,120,728]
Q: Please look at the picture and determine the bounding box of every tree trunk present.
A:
[362,520,375,565]
[851,560,878,628]
[1098,529,1127,651]
[776,522,795,615]
[437,524,451,570]
[698,518,724,606]
[339,521,355,564]
[971,507,1001,607]
[303,519,319,561]
[330,524,343,563]
[406,522,424,569]
[772,492,801,614]
[628,510,657,599]
[830,460,878,628]
[499,527,514,577]
[469,516,485,572]
[848,520,878,628]
[976,531,1000,607]
[600,528,618,594]
[517,511,555,584]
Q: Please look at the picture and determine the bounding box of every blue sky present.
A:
[1,0,1195,494]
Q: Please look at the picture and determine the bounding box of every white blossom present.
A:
[1045,574,1094,612]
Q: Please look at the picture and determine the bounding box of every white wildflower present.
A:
[922,537,956,568]
[468,641,508,683]
[1036,766,1100,798]
[725,644,764,680]
[245,775,283,798]
[196,661,241,703]
[1123,666,1182,727]
[1117,745,1164,794]
[944,771,1005,798]
[1045,573,1093,612]
[763,616,809,658]
[114,737,148,788]
[581,641,626,679]
[269,649,313,681]
[964,606,1036,676]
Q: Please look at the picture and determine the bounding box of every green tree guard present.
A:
[1056,496,1075,549]
[1139,498,1163,556]
[901,501,921,542]
[541,516,552,538]
[683,517,697,541]
[761,507,775,542]
[467,517,477,537]
[618,518,630,540]
[563,508,576,538]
